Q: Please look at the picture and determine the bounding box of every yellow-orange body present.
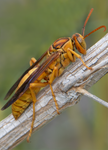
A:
[12,39,78,119]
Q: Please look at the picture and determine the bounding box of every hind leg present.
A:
[27,82,48,142]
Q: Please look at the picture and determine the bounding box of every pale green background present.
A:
[0,0,108,150]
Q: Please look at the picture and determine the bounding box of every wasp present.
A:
[1,8,106,142]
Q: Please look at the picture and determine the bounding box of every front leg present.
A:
[67,48,92,70]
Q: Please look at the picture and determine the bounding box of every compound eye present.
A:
[77,34,86,50]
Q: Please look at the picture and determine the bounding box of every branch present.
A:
[0,33,108,150]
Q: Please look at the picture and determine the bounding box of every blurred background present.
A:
[0,0,108,150]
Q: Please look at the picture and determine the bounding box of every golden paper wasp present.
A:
[1,8,106,142]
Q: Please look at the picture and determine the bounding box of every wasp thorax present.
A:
[72,33,86,55]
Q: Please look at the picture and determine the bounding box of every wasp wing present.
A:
[1,52,60,110]
[4,51,48,100]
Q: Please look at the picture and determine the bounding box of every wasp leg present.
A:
[67,48,76,62]
[48,67,60,115]
[67,48,93,70]
[29,57,37,66]
[27,82,48,142]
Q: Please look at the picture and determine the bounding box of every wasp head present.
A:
[72,33,86,55]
